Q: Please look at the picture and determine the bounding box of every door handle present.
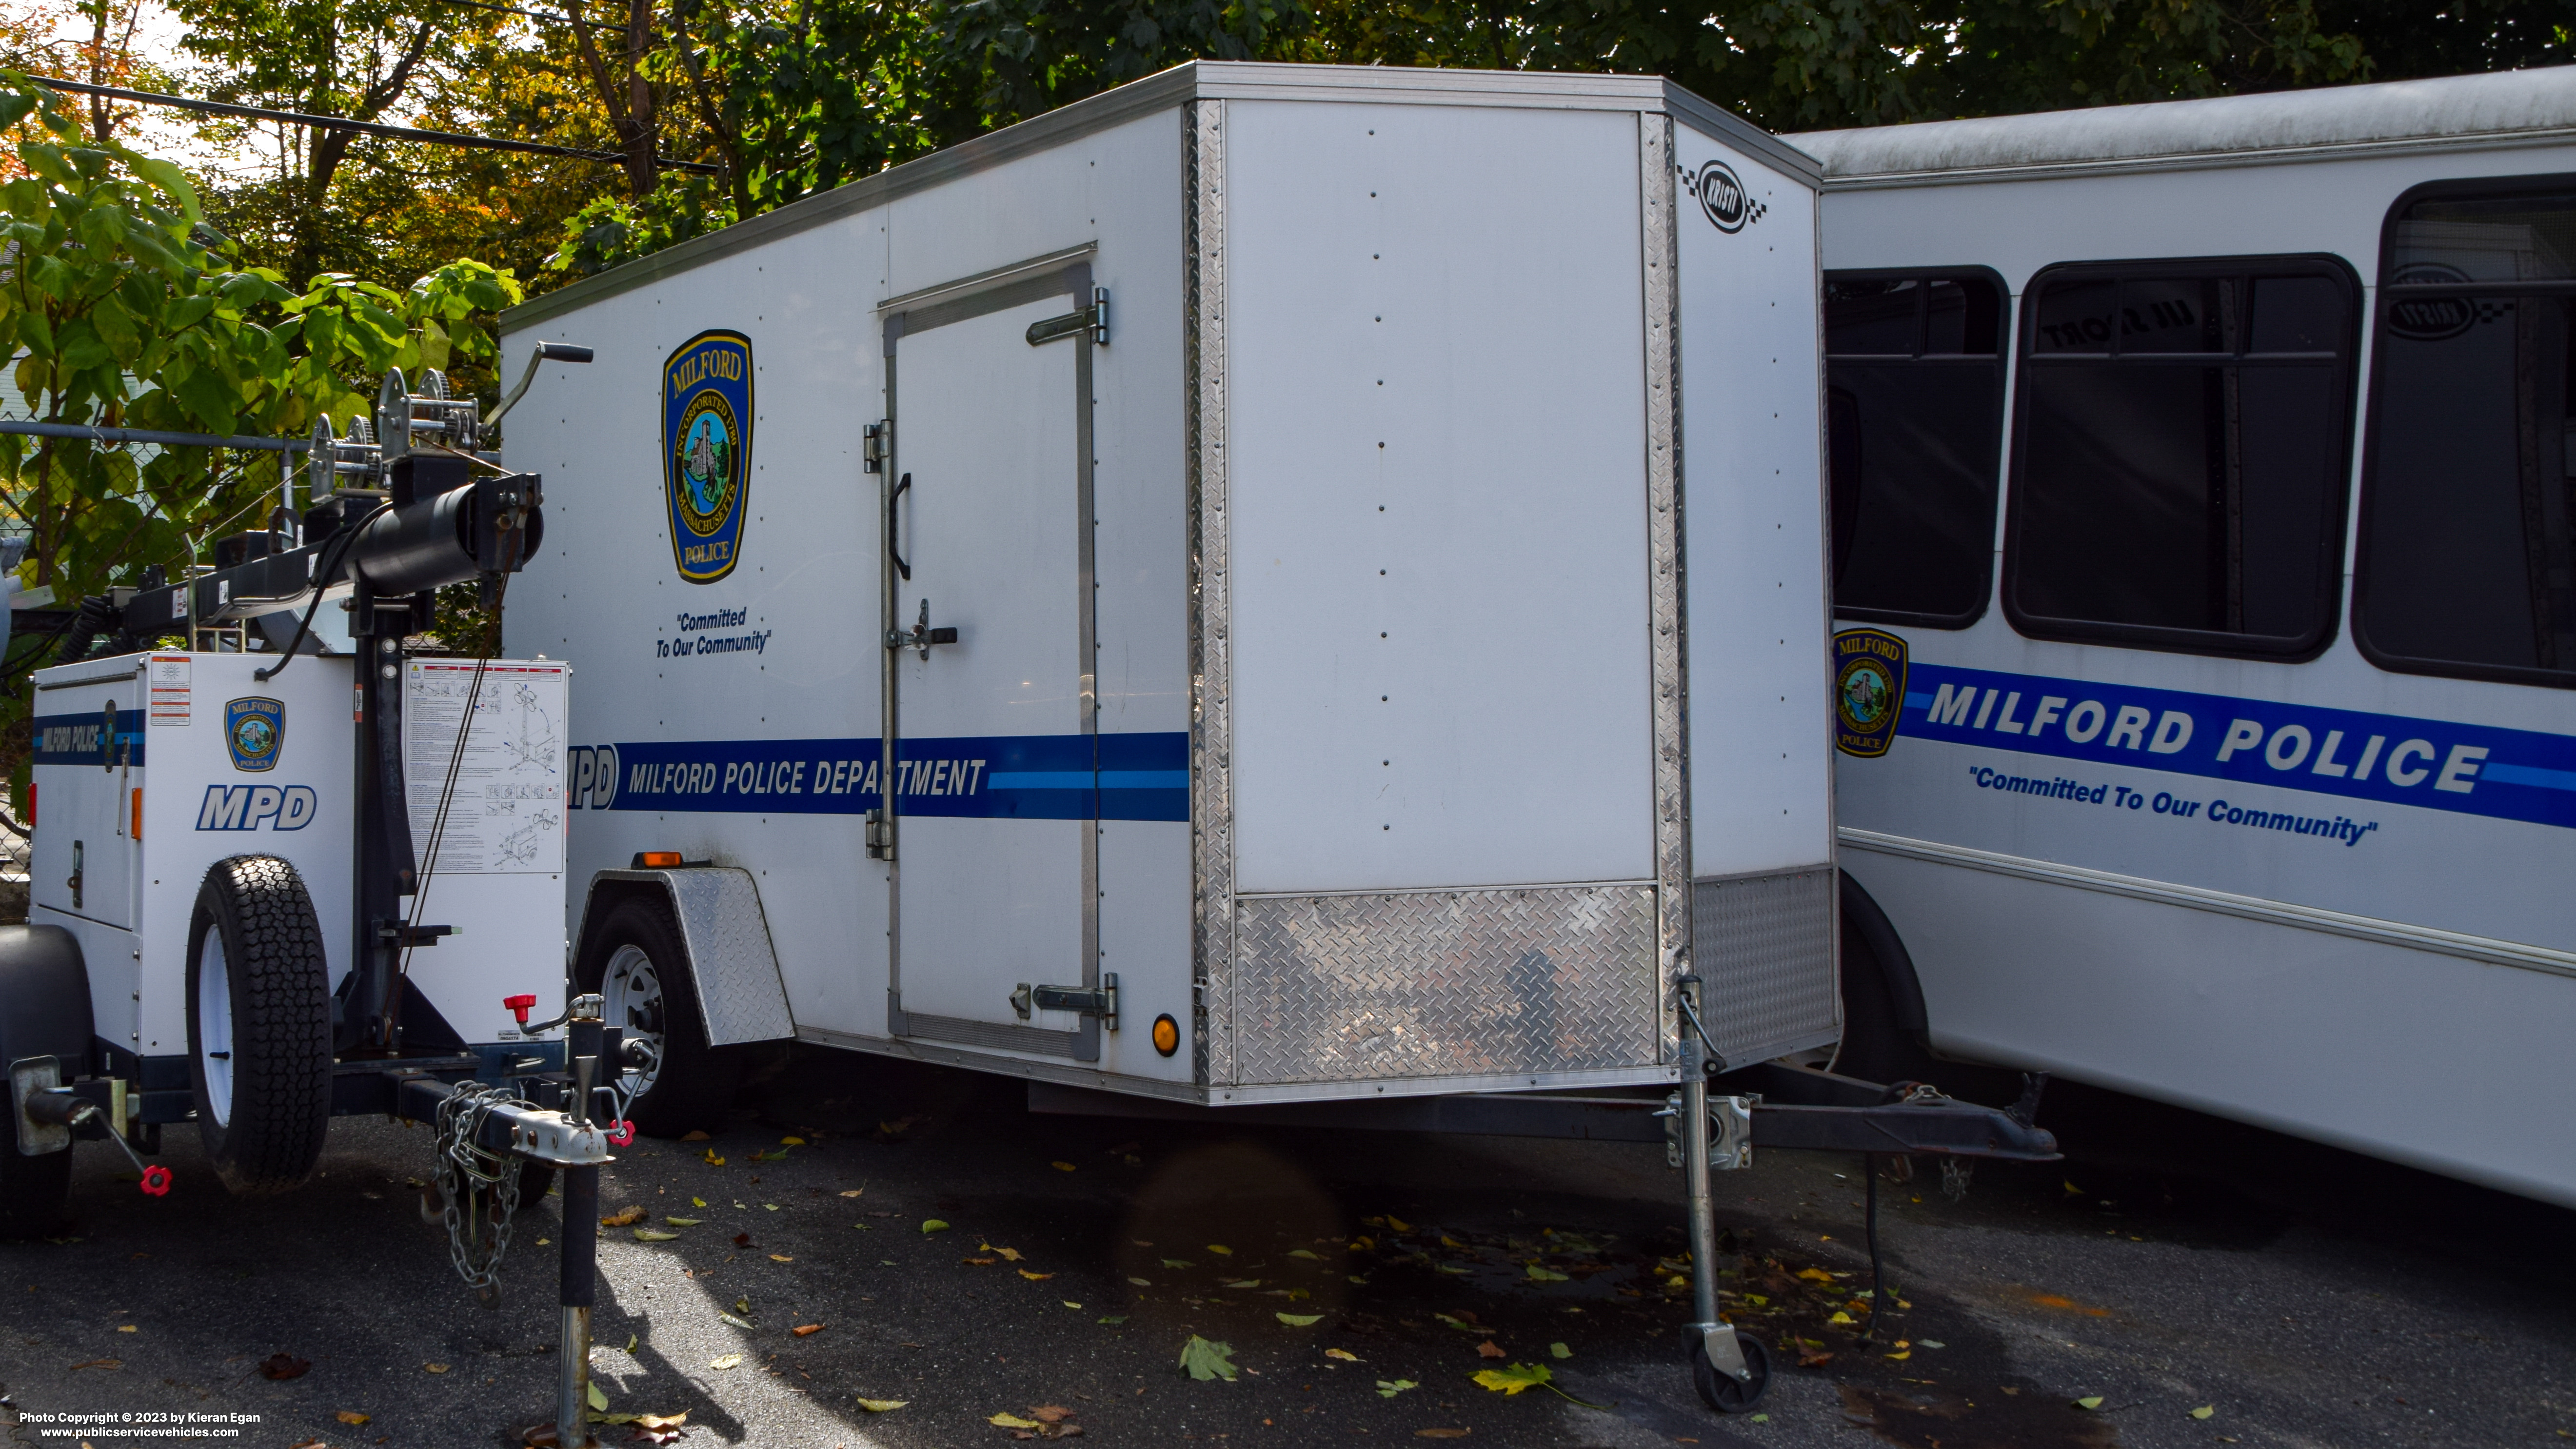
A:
[887,597,958,660]
[888,473,912,582]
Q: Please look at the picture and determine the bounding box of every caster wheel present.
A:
[1688,1328,1771,1414]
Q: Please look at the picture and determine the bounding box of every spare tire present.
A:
[0,925,90,1237]
[187,856,332,1194]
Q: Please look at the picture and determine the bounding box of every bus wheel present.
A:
[576,895,739,1138]
[1689,1329,1772,1413]
[187,856,333,1195]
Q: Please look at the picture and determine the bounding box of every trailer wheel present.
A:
[0,925,89,1237]
[186,856,333,1195]
[1688,1329,1771,1414]
[577,895,738,1138]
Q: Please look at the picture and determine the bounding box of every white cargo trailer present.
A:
[503,60,1841,1116]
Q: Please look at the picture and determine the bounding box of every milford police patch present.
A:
[1833,628,1907,758]
[225,696,283,772]
[664,330,754,584]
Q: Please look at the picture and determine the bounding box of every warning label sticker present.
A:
[148,654,191,725]
[403,661,570,874]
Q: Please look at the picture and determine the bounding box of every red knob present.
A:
[504,993,538,1024]
[607,1120,635,1147]
[139,1165,171,1197]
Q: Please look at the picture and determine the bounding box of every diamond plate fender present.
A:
[579,868,794,1046]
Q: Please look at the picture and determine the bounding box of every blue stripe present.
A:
[581,732,1189,822]
[1897,663,2576,830]
[31,709,146,767]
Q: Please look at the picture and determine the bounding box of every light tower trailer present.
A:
[0,358,631,1445]
[504,61,2055,1414]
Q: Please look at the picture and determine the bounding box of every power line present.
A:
[30,75,720,175]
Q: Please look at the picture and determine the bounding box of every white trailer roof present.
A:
[506,60,1810,331]
[1789,64,2576,188]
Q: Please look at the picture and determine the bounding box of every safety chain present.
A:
[435,1081,527,1302]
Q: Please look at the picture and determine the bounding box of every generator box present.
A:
[503,61,1836,1104]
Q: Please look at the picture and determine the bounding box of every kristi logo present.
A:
[663,331,754,584]
[2387,264,2479,342]
[1682,159,1764,234]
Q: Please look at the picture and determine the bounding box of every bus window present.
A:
[1824,270,2008,627]
[2003,257,2359,659]
[2356,178,2576,687]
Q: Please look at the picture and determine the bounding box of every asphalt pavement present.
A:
[3,1051,2570,1449]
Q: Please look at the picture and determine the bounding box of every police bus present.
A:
[1793,66,2576,1208]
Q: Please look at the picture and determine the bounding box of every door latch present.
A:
[865,808,893,861]
[68,840,83,911]
[863,420,889,474]
[887,598,958,659]
[1010,973,1118,1029]
[1025,287,1109,347]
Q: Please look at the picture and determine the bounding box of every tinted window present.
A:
[2004,258,2358,657]
[1825,271,2008,627]
[2357,180,2576,686]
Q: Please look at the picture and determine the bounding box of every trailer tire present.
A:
[0,925,89,1237]
[576,895,739,1138]
[186,856,333,1196]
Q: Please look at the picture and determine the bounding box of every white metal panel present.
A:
[30,664,142,929]
[1225,99,1655,894]
[892,292,1088,1028]
[1847,846,2576,1207]
[1675,132,1834,877]
[1095,818,1193,1081]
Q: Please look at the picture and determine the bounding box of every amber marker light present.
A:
[130,788,141,840]
[1151,1013,1180,1057]
[636,851,683,868]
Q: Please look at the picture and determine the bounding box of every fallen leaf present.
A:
[1052,1161,1078,1172]
[1376,1379,1418,1398]
[1161,1258,1194,1269]
[1475,1341,1505,1360]
[1277,1313,1323,1326]
[424,1363,450,1373]
[682,1131,712,1142]
[1326,1349,1361,1363]
[2074,1396,2104,1410]
[855,1398,907,1412]
[1919,1339,1945,1349]
[1797,1346,1834,1368]
[1224,1279,1261,1290]
[1828,1311,1856,1325]
[764,1203,780,1211]
[1063,1301,1083,1310]
[1473,1363,1552,1395]
[1548,1343,1571,1359]
[662,1216,705,1227]
[1031,1406,1076,1424]
[259,1353,311,1380]
[991,1412,1044,1428]
[782,1136,806,1146]
[589,1381,610,1411]
[733,1233,754,1248]
[965,1257,999,1267]
[1098,1316,1128,1326]
[1797,1268,1836,1284]
[1179,1335,1239,1382]
[692,1197,707,1207]
[719,1313,756,1330]
[1020,1270,1055,1281]
[603,1206,647,1227]
[2192,1407,2216,1420]
[117,1324,138,1333]
[840,1189,865,1198]
[1207,1245,1233,1256]
[769,1254,794,1263]
[734,1298,754,1314]
[336,1411,372,1426]
[1524,1264,1568,1282]
[1128,1277,1151,1286]
[710,1354,743,1370]
[702,1150,725,1166]
[1885,1350,1912,1360]
[922,1219,951,1234]
[633,1229,681,1242]
[1288,1249,1322,1260]
[626,1335,638,1353]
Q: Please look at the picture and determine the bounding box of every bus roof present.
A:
[1790,65,2576,188]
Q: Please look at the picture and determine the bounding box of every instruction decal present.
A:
[663,330,753,585]
[404,661,569,874]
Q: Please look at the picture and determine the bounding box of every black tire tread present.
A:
[0,1097,74,1237]
[190,855,332,1194]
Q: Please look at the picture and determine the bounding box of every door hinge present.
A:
[865,808,893,861]
[863,420,889,474]
[1011,973,1118,1029]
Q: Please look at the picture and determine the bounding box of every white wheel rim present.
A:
[601,944,665,1098]
[197,931,234,1127]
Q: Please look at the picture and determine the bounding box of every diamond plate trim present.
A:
[1188,99,1236,1089]
[1229,885,1659,1086]
[1641,110,1690,1064]
[659,867,795,1046]
[1691,866,1838,1067]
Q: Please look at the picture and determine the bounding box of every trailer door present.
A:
[881,255,1103,1061]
